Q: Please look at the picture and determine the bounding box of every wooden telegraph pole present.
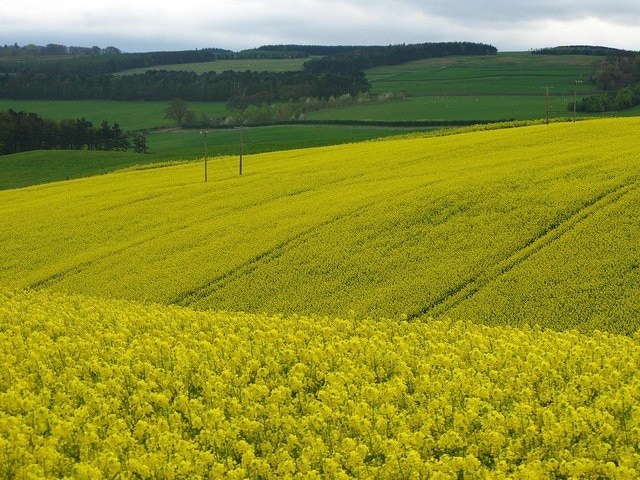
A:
[239,127,243,176]
[573,79,582,123]
[544,86,553,125]
[200,130,208,182]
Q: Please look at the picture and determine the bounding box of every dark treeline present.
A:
[0,48,233,75]
[231,45,357,60]
[245,45,363,57]
[591,53,640,91]
[573,85,640,113]
[0,70,371,103]
[0,42,357,75]
[0,43,122,57]
[0,110,147,155]
[303,42,498,73]
[573,52,640,112]
[532,45,635,56]
[0,42,354,61]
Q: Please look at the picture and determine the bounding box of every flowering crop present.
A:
[1,287,640,479]
[1,118,639,332]
[448,180,640,332]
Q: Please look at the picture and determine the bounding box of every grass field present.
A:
[306,53,607,122]
[0,150,147,190]
[306,95,640,122]
[366,53,599,96]
[306,94,579,121]
[0,125,435,190]
[120,57,312,75]
[147,124,437,159]
[0,99,229,130]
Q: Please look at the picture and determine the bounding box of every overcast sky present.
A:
[2,0,639,53]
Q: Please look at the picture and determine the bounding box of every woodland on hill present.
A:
[0,42,495,102]
[3,41,640,112]
[532,46,640,111]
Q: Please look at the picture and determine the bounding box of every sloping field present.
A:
[1,118,639,333]
[2,118,640,478]
[307,52,605,122]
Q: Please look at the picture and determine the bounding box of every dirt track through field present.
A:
[407,179,639,320]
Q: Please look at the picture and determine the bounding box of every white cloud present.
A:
[1,0,639,52]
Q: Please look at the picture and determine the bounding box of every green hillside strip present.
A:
[119,58,311,75]
[0,99,228,130]
[1,118,638,333]
[0,125,432,190]
[0,150,147,190]
[306,95,578,122]
[365,53,600,95]
[306,52,604,122]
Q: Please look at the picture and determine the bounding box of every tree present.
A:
[130,133,148,153]
[44,43,68,55]
[75,117,94,149]
[110,122,129,151]
[96,120,113,150]
[164,98,192,126]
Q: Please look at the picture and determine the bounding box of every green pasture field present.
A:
[0,124,433,190]
[306,95,640,122]
[120,57,311,75]
[366,52,600,96]
[0,150,146,190]
[306,95,582,121]
[307,52,607,122]
[148,124,428,159]
[0,99,229,130]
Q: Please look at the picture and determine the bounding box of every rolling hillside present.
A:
[2,117,640,478]
[1,117,639,334]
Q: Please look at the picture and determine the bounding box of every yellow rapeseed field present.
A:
[1,287,639,479]
[1,118,639,332]
[1,118,640,477]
